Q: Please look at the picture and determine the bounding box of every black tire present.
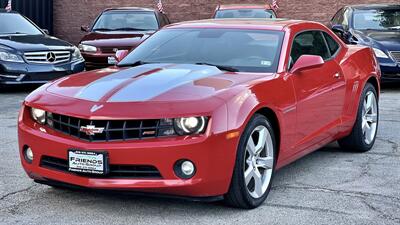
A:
[338,83,378,152]
[224,114,277,209]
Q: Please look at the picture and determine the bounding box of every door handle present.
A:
[333,73,341,79]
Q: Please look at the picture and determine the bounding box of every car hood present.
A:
[80,31,153,48]
[25,64,273,119]
[45,64,271,103]
[0,34,73,52]
[355,29,400,51]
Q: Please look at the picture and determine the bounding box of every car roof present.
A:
[348,4,400,10]
[217,4,272,10]
[165,19,312,31]
[103,7,157,12]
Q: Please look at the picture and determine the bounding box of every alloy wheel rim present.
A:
[244,125,274,199]
[362,91,378,145]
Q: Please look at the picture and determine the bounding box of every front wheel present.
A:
[338,83,379,152]
[224,114,276,209]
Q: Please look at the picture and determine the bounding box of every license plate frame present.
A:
[68,149,109,175]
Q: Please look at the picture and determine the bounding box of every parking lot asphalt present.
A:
[0,84,399,225]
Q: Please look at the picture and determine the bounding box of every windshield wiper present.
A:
[114,28,148,31]
[195,62,239,72]
[388,26,400,30]
[93,28,114,31]
[118,60,151,67]
[2,32,29,35]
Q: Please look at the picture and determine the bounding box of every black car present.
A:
[329,4,400,81]
[0,10,85,87]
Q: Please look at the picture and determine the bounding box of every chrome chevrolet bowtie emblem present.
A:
[46,52,56,62]
[79,125,105,136]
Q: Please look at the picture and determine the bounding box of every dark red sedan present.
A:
[79,7,170,70]
[19,19,380,208]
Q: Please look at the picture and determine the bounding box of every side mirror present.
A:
[290,55,325,74]
[115,50,129,63]
[81,25,90,32]
[42,29,49,35]
[331,24,345,35]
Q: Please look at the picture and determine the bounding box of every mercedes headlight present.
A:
[30,108,46,124]
[373,48,389,59]
[78,44,97,53]
[0,50,24,63]
[72,46,83,60]
[174,116,207,135]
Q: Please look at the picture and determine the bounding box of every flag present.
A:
[5,0,12,12]
[157,0,164,13]
[271,0,279,11]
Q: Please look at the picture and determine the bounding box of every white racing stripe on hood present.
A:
[108,64,223,102]
[74,66,162,102]
[74,64,224,102]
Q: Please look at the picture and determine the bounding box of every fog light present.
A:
[174,160,196,179]
[181,161,194,176]
[24,147,34,163]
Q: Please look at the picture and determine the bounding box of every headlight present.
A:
[373,48,389,59]
[0,51,24,63]
[174,116,207,135]
[78,44,97,53]
[72,46,83,60]
[30,108,46,124]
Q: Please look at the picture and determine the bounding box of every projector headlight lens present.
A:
[30,107,46,124]
[174,116,207,135]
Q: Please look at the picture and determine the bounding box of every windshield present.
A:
[215,9,276,19]
[353,8,400,30]
[0,13,43,35]
[92,11,159,31]
[119,28,284,73]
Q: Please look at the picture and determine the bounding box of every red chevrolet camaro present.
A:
[18,19,380,209]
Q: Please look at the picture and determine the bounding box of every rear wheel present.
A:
[338,83,378,152]
[224,114,276,209]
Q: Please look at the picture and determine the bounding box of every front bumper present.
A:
[0,59,85,85]
[378,59,400,81]
[18,110,238,197]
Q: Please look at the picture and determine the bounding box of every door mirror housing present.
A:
[290,55,325,74]
[115,50,129,63]
[332,24,345,35]
[81,25,90,32]
[42,29,49,35]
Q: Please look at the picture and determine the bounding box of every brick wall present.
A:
[54,0,399,45]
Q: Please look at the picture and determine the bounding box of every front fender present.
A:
[219,76,297,167]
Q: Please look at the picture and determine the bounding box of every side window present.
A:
[323,32,340,56]
[163,14,170,24]
[342,8,351,29]
[331,8,343,24]
[289,31,331,69]
[157,13,166,27]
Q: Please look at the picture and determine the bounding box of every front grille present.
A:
[46,113,176,142]
[390,51,400,63]
[100,46,131,54]
[40,156,162,179]
[24,51,71,64]
[22,71,70,81]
